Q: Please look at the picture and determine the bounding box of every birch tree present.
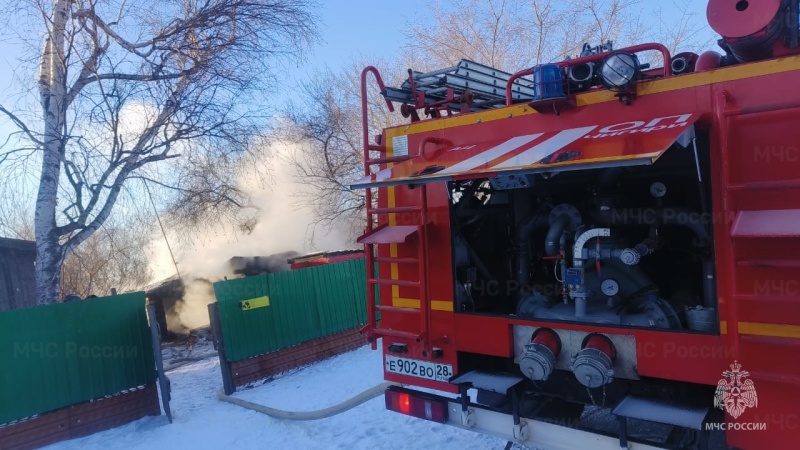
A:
[0,0,318,304]
[0,194,153,299]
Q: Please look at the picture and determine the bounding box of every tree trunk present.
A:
[34,0,70,305]
[34,234,64,304]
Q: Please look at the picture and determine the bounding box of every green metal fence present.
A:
[214,257,369,362]
[0,293,156,424]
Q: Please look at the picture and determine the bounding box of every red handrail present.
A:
[360,66,394,349]
[505,43,673,105]
[361,67,394,156]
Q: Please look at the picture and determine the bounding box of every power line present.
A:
[143,180,181,281]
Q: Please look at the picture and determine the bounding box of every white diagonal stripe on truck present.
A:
[491,126,597,169]
[438,133,543,174]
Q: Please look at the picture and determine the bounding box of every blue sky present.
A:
[305,0,712,71]
[311,0,425,67]
[0,1,715,144]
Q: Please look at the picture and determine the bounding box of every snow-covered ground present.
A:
[43,345,508,450]
[42,341,727,450]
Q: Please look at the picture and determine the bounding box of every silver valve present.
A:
[619,248,641,266]
[619,241,655,266]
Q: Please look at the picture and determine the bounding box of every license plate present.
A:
[385,355,453,382]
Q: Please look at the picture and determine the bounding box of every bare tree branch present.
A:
[0,0,319,303]
[0,105,44,145]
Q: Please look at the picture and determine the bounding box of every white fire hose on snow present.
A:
[216,381,401,420]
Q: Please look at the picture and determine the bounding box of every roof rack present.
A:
[382,59,537,114]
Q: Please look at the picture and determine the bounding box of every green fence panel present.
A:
[214,258,370,363]
[213,274,272,362]
[0,293,155,424]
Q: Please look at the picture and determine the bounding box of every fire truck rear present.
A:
[352,1,800,448]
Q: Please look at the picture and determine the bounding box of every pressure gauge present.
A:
[600,279,620,297]
[649,181,667,198]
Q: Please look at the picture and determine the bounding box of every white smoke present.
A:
[146,141,356,331]
[149,141,353,282]
[177,279,217,330]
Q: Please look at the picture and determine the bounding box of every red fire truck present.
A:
[351,1,800,448]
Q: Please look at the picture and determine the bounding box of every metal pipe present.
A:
[589,208,716,306]
[545,216,570,256]
[619,417,629,450]
[515,211,549,291]
[568,63,594,83]
[671,52,698,75]
[467,244,494,281]
[590,208,709,244]
[575,296,587,317]
[671,57,688,74]
[360,66,394,350]
[568,63,595,91]
[360,66,394,158]
[658,210,710,245]
[692,138,711,222]
[420,184,431,355]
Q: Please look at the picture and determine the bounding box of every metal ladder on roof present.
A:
[381,59,537,115]
[358,67,432,354]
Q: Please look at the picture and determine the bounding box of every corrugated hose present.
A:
[216,381,401,420]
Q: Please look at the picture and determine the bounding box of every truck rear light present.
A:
[385,388,448,423]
